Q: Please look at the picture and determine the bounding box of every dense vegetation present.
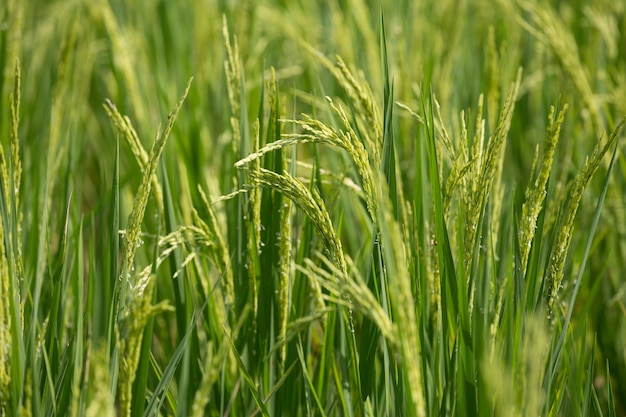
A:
[1,0,626,416]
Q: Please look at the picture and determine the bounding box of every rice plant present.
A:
[1,0,626,416]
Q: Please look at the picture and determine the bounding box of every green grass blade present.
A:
[70,220,85,417]
[142,301,207,417]
[607,362,616,417]
[380,10,398,218]
[106,136,120,398]
[224,330,270,417]
[421,87,460,339]
[582,337,596,417]
[296,338,326,417]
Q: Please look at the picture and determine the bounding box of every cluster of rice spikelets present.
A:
[0,60,22,416]
[545,116,626,313]
[234,46,427,415]
[462,70,521,277]
[107,78,192,417]
[519,104,567,274]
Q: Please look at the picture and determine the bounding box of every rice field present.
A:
[1,0,626,416]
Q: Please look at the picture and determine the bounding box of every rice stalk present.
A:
[115,78,192,417]
[0,60,22,416]
[459,94,484,239]
[223,16,242,153]
[148,224,212,271]
[183,211,229,330]
[519,104,567,274]
[464,70,521,275]
[297,254,397,348]
[545,115,626,313]
[435,100,475,218]
[244,167,346,274]
[277,162,293,368]
[197,186,234,311]
[335,56,382,165]
[261,34,383,166]
[237,97,379,224]
[248,119,261,325]
[8,59,21,219]
[376,177,425,417]
[103,100,164,216]
[117,77,192,304]
[118,272,173,417]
